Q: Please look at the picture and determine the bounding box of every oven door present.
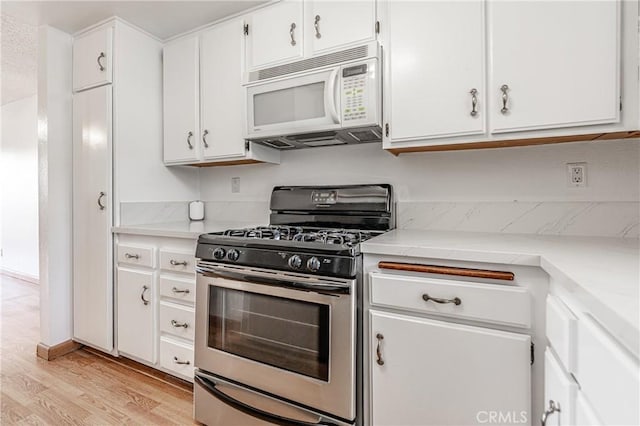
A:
[246,67,341,139]
[195,262,356,421]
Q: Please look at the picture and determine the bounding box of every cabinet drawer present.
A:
[370,272,531,328]
[117,244,155,268]
[159,249,194,274]
[575,315,639,425]
[160,337,194,380]
[159,276,195,304]
[544,348,577,426]
[546,295,577,373]
[160,302,195,341]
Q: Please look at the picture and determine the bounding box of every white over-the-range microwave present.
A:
[244,42,382,149]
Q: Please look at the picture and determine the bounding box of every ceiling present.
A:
[1,1,268,105]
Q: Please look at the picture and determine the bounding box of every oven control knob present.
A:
[227,249,240,261]
[307,257,321,272]
[213,248,226,260]
[288,255,302,269]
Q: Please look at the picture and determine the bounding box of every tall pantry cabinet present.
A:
[72,19,165,352]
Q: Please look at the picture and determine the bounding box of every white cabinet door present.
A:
[117,267,156,363]
[73,26,113,91]
[384,1,485,143]
[163,36,200,164]
[370,310,531,426]
[246,0,304,71]
[544,348,577,426]
[200,19,246,159]
[307,0,376,55]
[489,0,619,133]
[73,85,113,353]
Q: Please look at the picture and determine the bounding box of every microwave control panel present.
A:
[342,63,370,122]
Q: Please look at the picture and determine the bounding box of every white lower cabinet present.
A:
[370,310,531,426]
[117,267,156,363]
[115,234,197,382]
[543,348,577,426]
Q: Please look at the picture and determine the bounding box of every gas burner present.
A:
[219,226,378,247]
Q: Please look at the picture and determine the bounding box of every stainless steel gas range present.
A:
[194,184,394,426]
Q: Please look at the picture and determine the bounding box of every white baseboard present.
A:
[0,267,39,285]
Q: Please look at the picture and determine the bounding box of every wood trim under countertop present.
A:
[36,340,84,361]
[385,130,640,155]
[190,159,262,167]
[378,261,515,281]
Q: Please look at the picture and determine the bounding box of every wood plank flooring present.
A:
[0,274,196,425]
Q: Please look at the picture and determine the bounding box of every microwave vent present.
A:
[262,139,295,149]
[251,45,369,82]
[347,129,381,143]
[304,139,347,147]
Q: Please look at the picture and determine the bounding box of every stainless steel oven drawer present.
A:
[194,372,351,426]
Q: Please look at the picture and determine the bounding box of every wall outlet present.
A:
[231,177,241,193]
[567,162,587,187]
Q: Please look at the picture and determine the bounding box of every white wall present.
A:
[38,26,74,347]
[0,95,39,280]
[199,139,640,203]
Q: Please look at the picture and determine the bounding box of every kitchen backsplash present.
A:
[120,200,638,238]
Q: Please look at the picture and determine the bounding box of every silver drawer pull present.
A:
[170,259,188,267]
[375,333,385,366]
[422,293,461,306]
[125,253,140,260]
[470,88,478,116]
[500,84,510,114]
[289,22,297,46]
[541,400,561,426]
[97,52,106,71]
[171,287,190,294]
[171,320,189,329]
[173,356,190,365]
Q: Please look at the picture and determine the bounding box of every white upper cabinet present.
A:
[488,0,620,133]
[200,19,246,159]
[163,36,200,164]
[383,0,485,143]
[246,0,304,71]
[307,0,376,56]
[73,25,113,92]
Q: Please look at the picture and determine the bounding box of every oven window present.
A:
[253,82,326,126]
[208,287,330,381]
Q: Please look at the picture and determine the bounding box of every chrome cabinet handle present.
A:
[173,356,190,365]
[97,192,106,210]
[541,400,561,426]
[375,333,385,366]
[289,23,297,46]
[422,293,461,306]
[97,52,106,71]
[140,285,150,305]
[171,320,189,329]
[186,131,194,150]
[500,84,510,114]
[470,88,478,117]
[124,253,140,260]
[170,259,188,267]
[172,287,190,294]
[314,15,321,39]
[202,129,209,148]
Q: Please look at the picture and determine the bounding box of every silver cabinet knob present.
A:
[171,287,190,294]
[470,88,478,117]
[202,129,209,148]
[97,192,106,210]
[97,52,106,71]
[186,131,194,150]
[375,333,385,366]
[171,320,189,329]
[140,285,150,305]
[314,15,321,39]
[289,23,297,46]
[541,400,561,426]
[422,293,462,305]
[170,259,188,267]
[500,84,510,114]
[173,356,190,365]
[124,253,139,260]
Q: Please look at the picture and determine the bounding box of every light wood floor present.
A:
[0,274,196,425]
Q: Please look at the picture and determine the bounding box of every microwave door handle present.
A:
[327,68,340,124]
[195,375,339,426]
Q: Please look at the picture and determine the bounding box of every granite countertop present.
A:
[112,220,260,239]
[362,230,640,357]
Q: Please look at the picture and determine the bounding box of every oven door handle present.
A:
[194,375,339,426]
[197,265,350,295]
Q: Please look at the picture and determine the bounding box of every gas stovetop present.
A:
[217,226,381,247]
[196,184,394,278]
